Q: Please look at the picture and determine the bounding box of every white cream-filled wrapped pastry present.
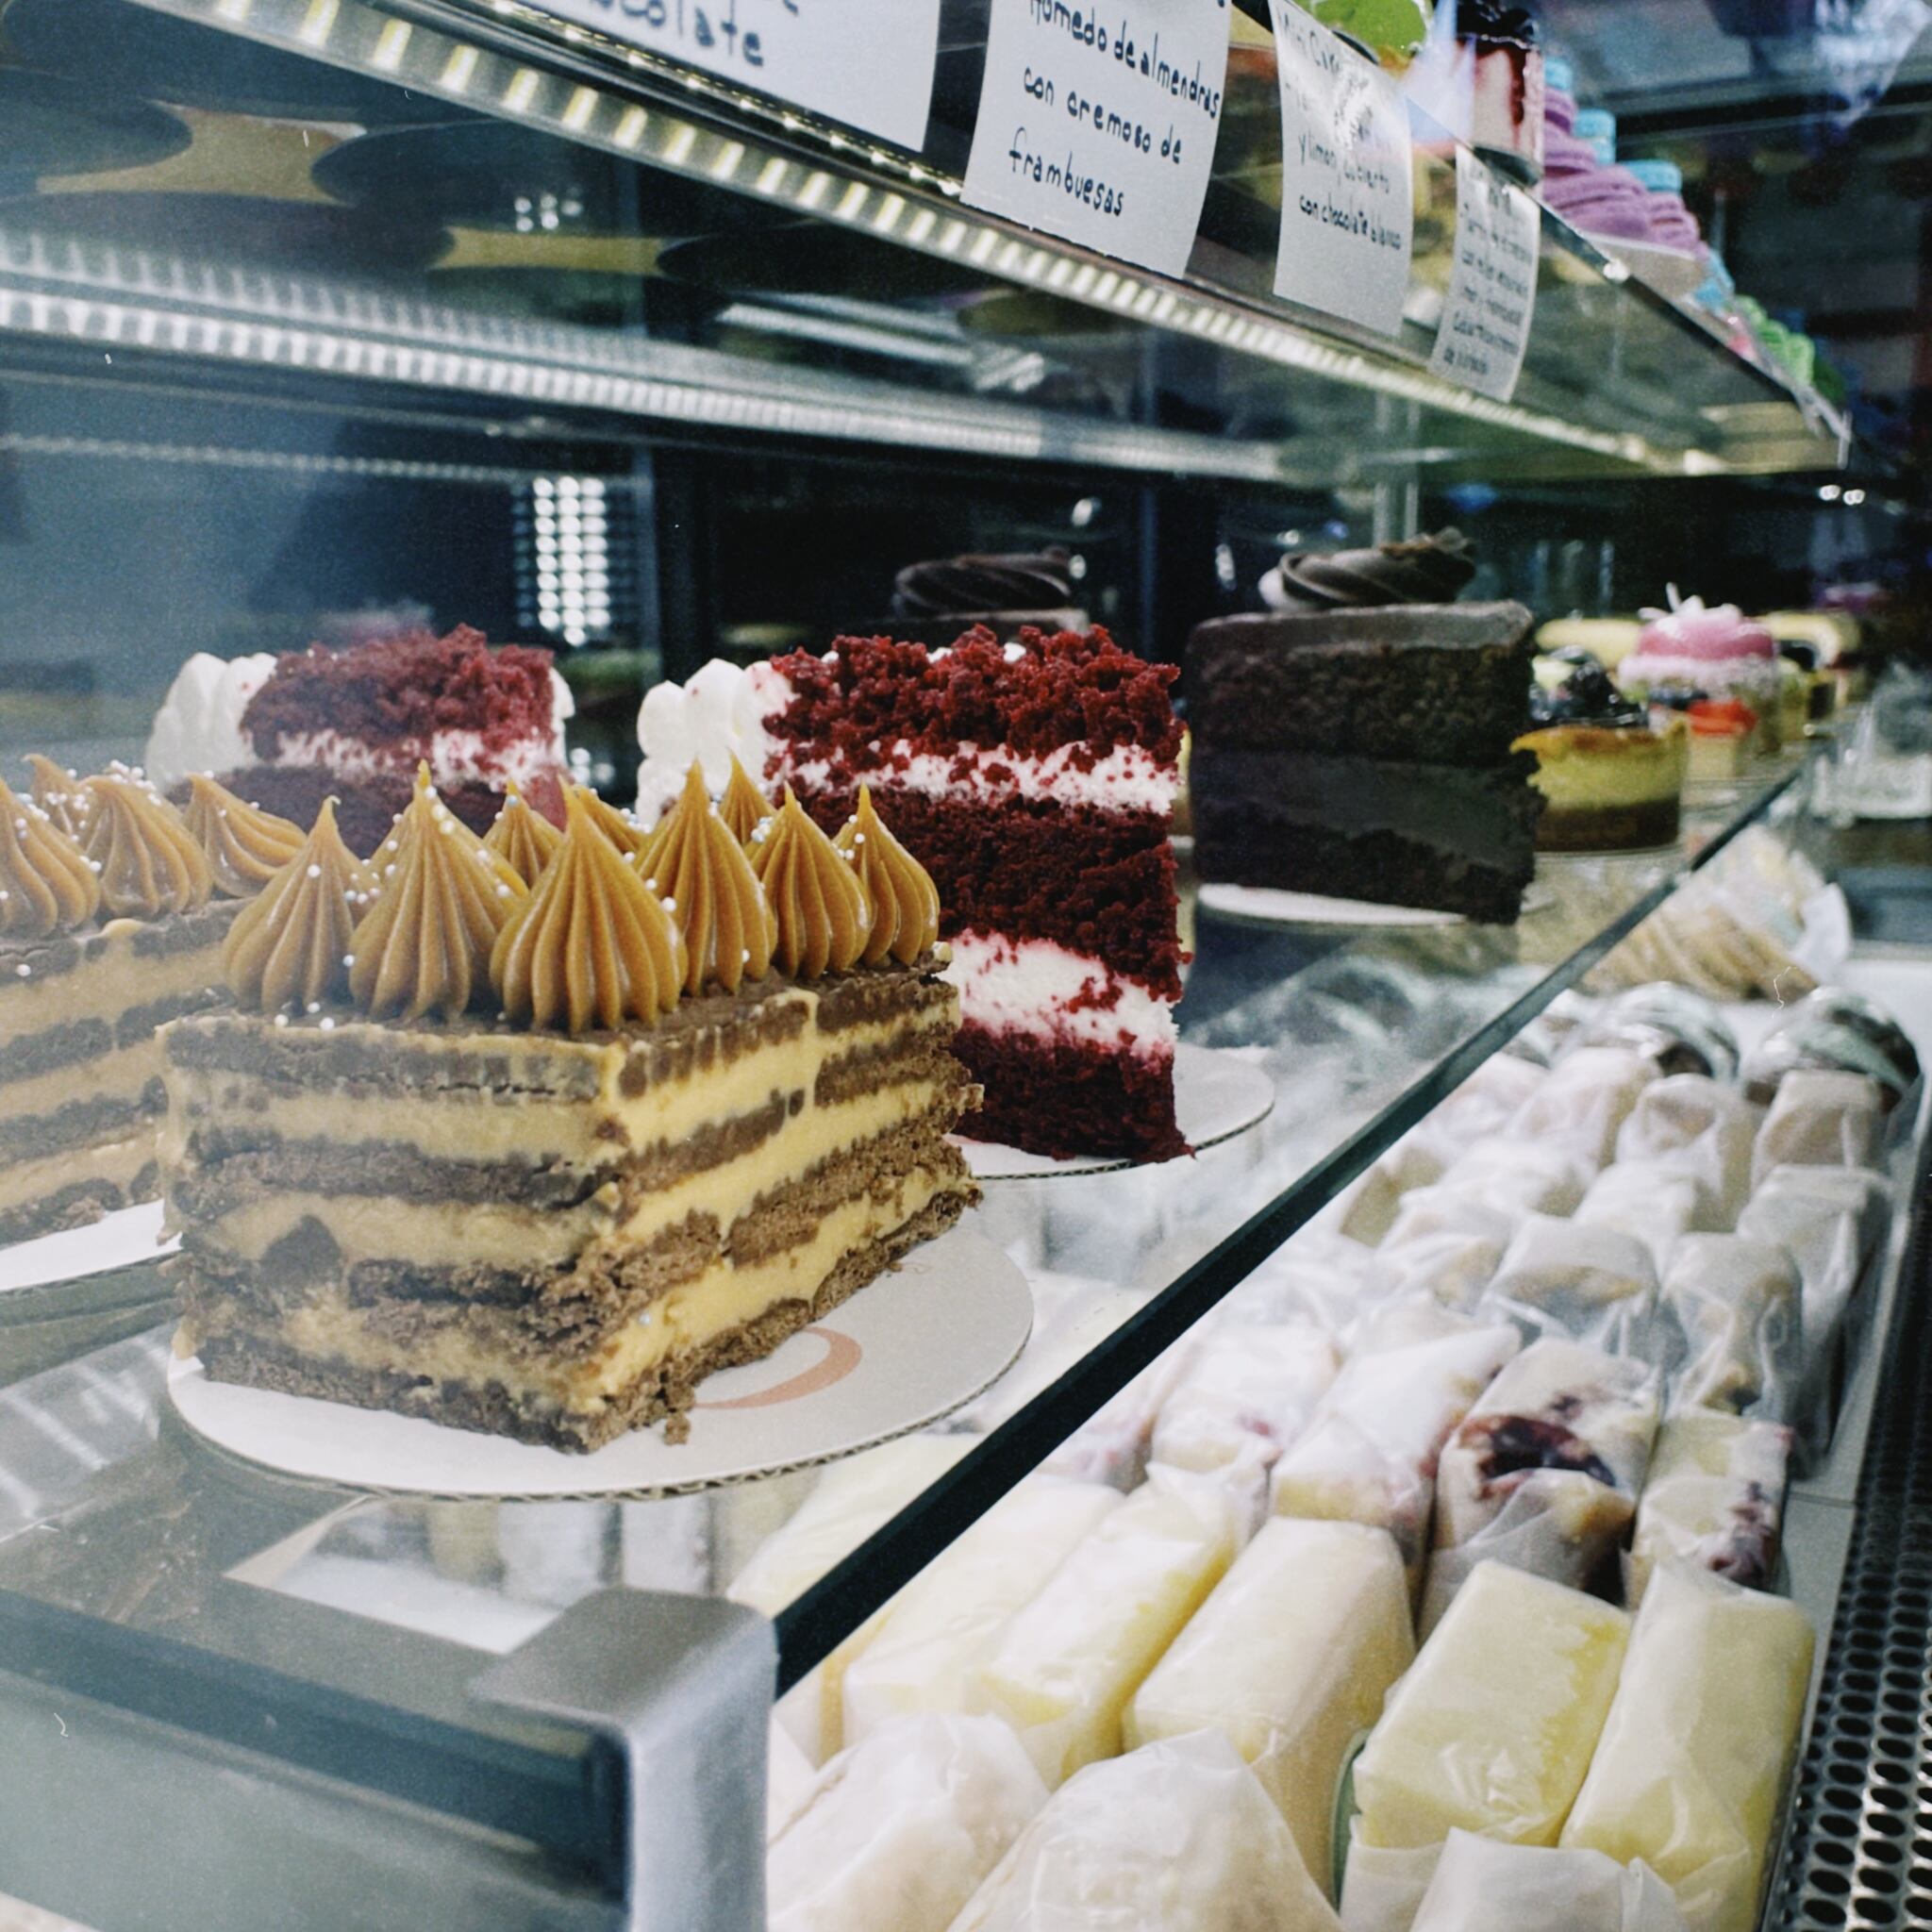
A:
[1738,1163,1890,1353]
[973,1466,1244,1789]
[1480,1215,1663,1359]
[1505,1046,1657,1169]
[842,1477,1123,1748]
[1614,1074,1762,1228]
[1561,1566,1815,1932]
[1376,1223,1509,1312]
[1221,1232,1401,1344]
[1659,1234,1803,1424]
[1428,1052,1550,1143]
[1150,1325,1340,1476]
[1424,1339,1660,1626]
[1574,1160,1712,1274]
[731,1434,978,1761]
[947,1730,1344,1931]
[1270,1322,1521,1586]
[1431,1139,1594,1219]
[1627,1411,1792,1605]
[770,1715,1049,1932]
[1371,1831,1690,1932]
[1041,1346,1196,1490]
[1127,1519,1413,1894]
[1336,1138,1450,1246]
[1352,1560,1630,1851]
[1751,1069,1885,1186]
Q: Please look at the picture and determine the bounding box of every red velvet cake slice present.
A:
[146,626,571,857]
[636,629,1189,1162]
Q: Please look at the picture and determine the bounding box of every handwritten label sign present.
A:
[1268,2,1412,338]
[1428,145,1541,401]
[533,0,942,151]
[963,0,1231,278]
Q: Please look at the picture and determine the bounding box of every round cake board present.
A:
[961,1042,1274,1180]
[1196,881,1554,931]
[165,1224,1031,1500]
[0,1201,175,1299]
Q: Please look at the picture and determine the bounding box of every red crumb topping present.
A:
[764,627,1182,774]
[242,625,558,759]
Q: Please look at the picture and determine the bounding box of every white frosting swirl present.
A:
[635,658,780,823]
[143,652,277,791]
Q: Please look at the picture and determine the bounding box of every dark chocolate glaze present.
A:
[1528,661,1646,728]
[891,549,1075,620]
[1455,0,1540,45]
[1271,528,1476,610]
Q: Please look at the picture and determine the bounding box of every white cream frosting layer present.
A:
[945,931,1175,1058]
[633,656,1175,821]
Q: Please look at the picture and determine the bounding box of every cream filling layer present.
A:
[208,1165,958,1408]
[0,1133,156,1213]
[945,931,1176,1058]
[189,1075,955,1270]
[0,1038,165,1130]
[163,1008,941,1170]
[0,926,224,1040]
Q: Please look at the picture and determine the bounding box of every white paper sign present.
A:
[1267,1,1412,338]
[1428,145,1541,401]
[532,0,942,151]
[962,0,1232,278]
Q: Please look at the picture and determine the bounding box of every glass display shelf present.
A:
[0,0,1852,482]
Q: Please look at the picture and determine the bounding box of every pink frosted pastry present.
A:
[1618,595,1782,715]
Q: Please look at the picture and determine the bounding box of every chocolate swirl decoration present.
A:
[492,787,686,1033]
[82,773,213,919]
[892,548,1074,620]
[835,787,941,968]
[25,755,92,843]
[223,798,378,1015]
[750,791,872,980]
[1268,528,1476,611]
[183,774,305,898]
[721,754,774,847]
[570,782,653,863]
[350,765,528,1022]
[633,762,775,997]
[484,780,564,887]
[0,775,100,937]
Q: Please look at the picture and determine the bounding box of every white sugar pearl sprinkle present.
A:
[306,863,322,879]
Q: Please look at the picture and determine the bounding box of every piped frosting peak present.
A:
[0,775,100,937]
[750,791,871,980]
[836,786,940,968]
[26,755,92,844]
[484,780,565,886]
[635,762,774,997]
[349,765,528,1022]
[82,772,213,918]
[224,798,377,1014]
[720,754,774,845]
[571,783,653,862]
[183,774,306,897]
[492,786,686,1033]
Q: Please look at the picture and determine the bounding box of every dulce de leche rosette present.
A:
[482,779,564,888]
[221,797,376,1014]
[83,770,213,919]
[182,774,305,899]
[632,761,773,997]
[837,785,941,970]
[751,790,872,980]
[0,774,100,938]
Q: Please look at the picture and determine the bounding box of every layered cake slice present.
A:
[0,768,297,1243]
[634,629,1188,1162]
[145,625,573,856]
[162,767,980,1449]
[1188,530,1541,923]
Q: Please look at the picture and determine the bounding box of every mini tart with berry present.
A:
[159,767,980,1452]
[1513,659,1690,853]
[0,764,298,1243]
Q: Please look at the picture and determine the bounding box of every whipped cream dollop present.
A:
[1633,594,1774,663]
[634,658,780,823]
[143,652,277,791]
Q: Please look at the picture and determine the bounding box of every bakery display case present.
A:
[1,1,1930,1929]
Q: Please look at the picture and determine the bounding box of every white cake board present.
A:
[164,1224,1031,1500]
[0,1200,175,1298]
[960,1043,1275,1180]
[1197,882,1554,931]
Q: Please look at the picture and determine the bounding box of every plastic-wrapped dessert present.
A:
[949,1730,1344,1931]
[973,1466,1243,1789]
[1560,1566,1814,1932]
[1378,1221,1511,1313]
[1424,1338,1661,1624]
[1575,984,1740,1081]
[1269,1323,1521,1587]
[1751,1070,1885,1186]
[1127,1519,1413,1893]
[1741,989,1921,1110]
[1480,1215,1662,1359]
[1403,0,1545,179]
[1514,660,1689,853]
[1659,1234,1803,1424]
[1737,1163,1890,1354]
[1353,1560,1631,1850]
[1615,597,1783,727]
[1149,1325,1341,1477]
[1574,1160,1710,1274]
[1614,1074,1761,1227]
[1627,1411,1792,1604]
[1503,1045,1657,1170]
[1431,1139,1593,1219]
[767,1714,1048,1932]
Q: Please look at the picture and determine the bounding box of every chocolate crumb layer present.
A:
[0,1163,158,1245]
[0,1084,164,1166]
